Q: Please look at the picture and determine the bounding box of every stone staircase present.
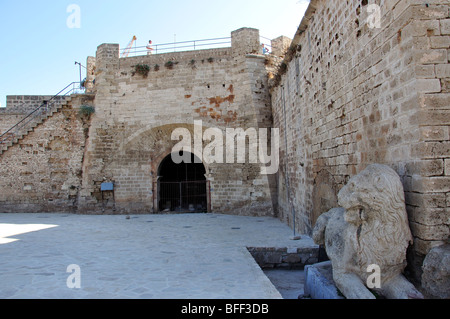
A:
[0,97,72,155]
[0,97,71,155]
[0,82,90,156]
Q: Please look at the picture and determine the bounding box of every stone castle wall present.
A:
[0,28,282,217]
[270,0,449,280]
[77,28,278,216]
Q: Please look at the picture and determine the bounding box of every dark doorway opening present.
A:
[158,152,208,213]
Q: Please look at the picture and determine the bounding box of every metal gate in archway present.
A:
[156,180,211,213]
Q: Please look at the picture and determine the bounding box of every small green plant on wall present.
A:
[79,105,95,117]
[165,61,174,69]
[133,64,150,78]
[164,61,179,69]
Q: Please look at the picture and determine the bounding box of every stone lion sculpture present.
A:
[313,164,424,299]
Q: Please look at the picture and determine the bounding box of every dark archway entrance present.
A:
[158,152,208,213]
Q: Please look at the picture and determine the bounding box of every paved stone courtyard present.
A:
[0,213,316,299]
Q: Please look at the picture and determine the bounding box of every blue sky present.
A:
[0,0,309,108]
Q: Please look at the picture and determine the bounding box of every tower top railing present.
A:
[120,37,231,57]
[120,36,274,58]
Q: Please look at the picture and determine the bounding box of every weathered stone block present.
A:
[415,64,436,78]
[405,159,444,176]
[410,222,449,241]
[406,192,447,209]
[435,64,450,78]
[440,19,450,35]
[419,126,449,141]
[304,261,344,299]
[431,36,450,49]
[411,141,450,159]
[411,5,449,20]
[419,93,450,109]
[412,176,450,193]
[416,78,442,93]
[409,207,450,227]
[422,244,450,299]
[416,49,448,65]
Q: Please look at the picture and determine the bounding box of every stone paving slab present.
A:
[0,213,317,299]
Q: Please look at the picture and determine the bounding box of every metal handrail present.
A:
[260,36,273,54]
[260,36,274,44]
[0,82,85,145]
[121,37,231,57]
[120,35,276,57]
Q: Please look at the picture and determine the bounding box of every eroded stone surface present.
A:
[422,244,450,299]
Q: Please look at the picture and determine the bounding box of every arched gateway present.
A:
[157,152,209,213]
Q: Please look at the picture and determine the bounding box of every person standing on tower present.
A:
[147,40,154,55]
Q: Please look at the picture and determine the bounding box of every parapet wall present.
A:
[4,96,57,113]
